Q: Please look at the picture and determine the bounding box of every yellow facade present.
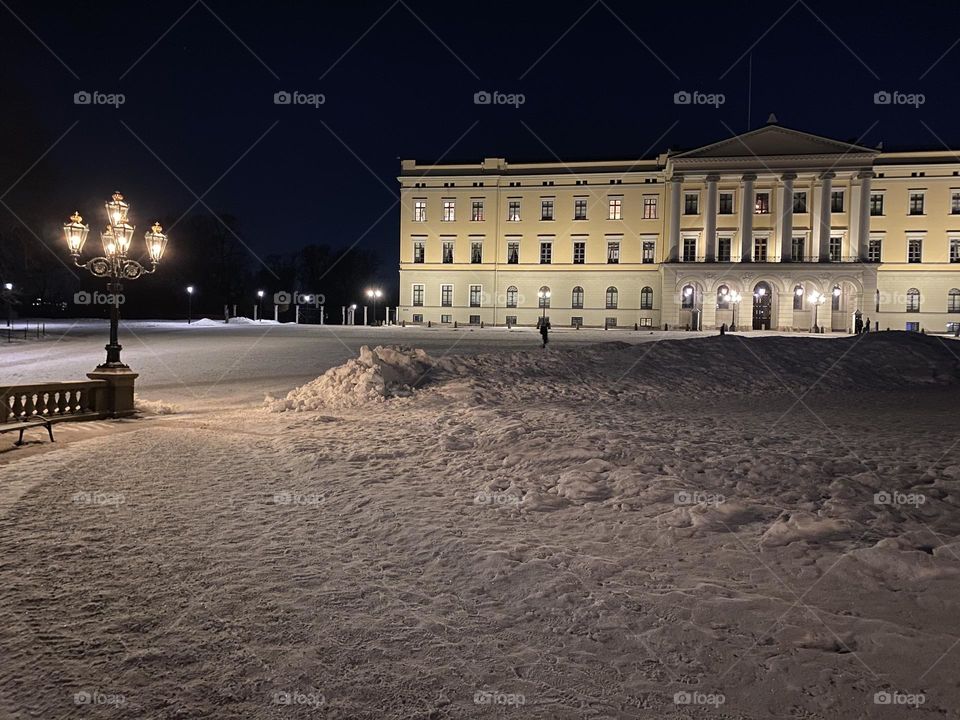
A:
[398,123,960,333]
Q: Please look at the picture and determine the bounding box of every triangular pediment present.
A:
[673,125,877,160]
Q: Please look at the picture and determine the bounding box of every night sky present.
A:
[3,0,960,284]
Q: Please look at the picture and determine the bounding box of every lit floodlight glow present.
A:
[186,286,194,294]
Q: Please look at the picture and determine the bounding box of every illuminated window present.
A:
[608,197,622,220]
[413,200,426,222]
[442,200,455,222]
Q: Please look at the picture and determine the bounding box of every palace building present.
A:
[397,119,960,333]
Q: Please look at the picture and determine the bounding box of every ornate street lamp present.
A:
[537,288,551,324]
[728,290,742,331]
[64,193,168,368]
[365,287,383,325]
[808,290,826,332]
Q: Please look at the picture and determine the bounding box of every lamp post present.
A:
[256,290,264,321]
[64,192,168,369]
[2,282,12,328]
[537,288,551,325]
[349,303,357,325]
[186,286,194,324]
[808,290,826,332]
[728,291,741,331]
[365,288,383,326]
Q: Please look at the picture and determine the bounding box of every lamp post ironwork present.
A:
[365,288,382,325]
[537,288,551,325]
[728,290,741,331]
[64,192,168,369]
[808,290,826,332]
[186,285,194,324]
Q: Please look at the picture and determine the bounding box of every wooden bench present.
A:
[0,418,55,446]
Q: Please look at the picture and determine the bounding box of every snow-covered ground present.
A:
[1,327,959,719]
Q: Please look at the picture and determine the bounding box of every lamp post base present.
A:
[87,366,139,418]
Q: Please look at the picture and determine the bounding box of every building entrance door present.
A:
[752,282,772,330]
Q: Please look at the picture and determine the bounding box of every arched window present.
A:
[538,286,551,308]
[571,286,584,310]
[793,284,804,311]
[716,285,730,309]
[681,284,695,309]
[605,286,618,309]
[831,285,841,312]
[906,288,920,312]
[640,286,653,310]
[949,288,960,313]
[506,286,518,308]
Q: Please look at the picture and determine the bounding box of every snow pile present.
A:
[133,395,179,415]
[266,345,436,411]
[190,317,278,326]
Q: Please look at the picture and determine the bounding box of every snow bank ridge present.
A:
[266,345,436,411]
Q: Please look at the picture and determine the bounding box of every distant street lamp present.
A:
[365,287,383,325]
[728,290,742,331]
[186,285,194,324]
[2,282,12,328]
[808,290,826,332]
[257,289,264,321]
[537,288,551,324]
[349,303,357,325]
[64,193,168,368]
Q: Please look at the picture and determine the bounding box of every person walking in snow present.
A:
[864,318,871,333]
[540,319,551,348]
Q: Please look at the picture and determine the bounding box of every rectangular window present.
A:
[684,193,699,215]
[870,193,884,216]
[608,197,622,220]
[717,237,731,262]
[442,241,454,263]
[505,315,517,326]
[607,241,620,264]
[642,240,655,263]
[643,196,658,219]
[908,238,922,263]
[829,236,842,262]
[540,241,552,264]
[413,241,424,263]
[571,316,583,328]
[574,198,587,220]
[471,200,484,221]
[605,317,617,328]
[792,236,805,262]
[868,237,882,262]
[682,237,697,262]
[470,242,482,263]
[573,241,585,264]
[413,200,426,222]
[639,317,653,327]
[952,192,960,215]
[442,200,455,222]
[412,313,423,323]
[830,190,844,213]
[441,314,452,324]
[507,241,519,264]
[753,236,768,262]
[412,284,424,306]
[951,238,960,263]
[755,192,770,214]
[469,315,480,325]
[508,200,521,222]
[469,285,481,307]
[541,199,554,220]
[906,321,919,331]
[441,284,453,307]
[793,191,807,213]
[909,192,925,215]
[719,192,734,215]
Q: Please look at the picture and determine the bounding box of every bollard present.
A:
[428,320,432,328]
[634,323,638,331]
[453,321,458,328]
[480,321,484,328]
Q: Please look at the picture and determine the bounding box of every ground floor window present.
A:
[441,314,452,324]
[948,322,960,334]
[571,316,583,328]
[412,314,423,323]
[640,286,653,309]
[441,285,453,307]
[907,288,920,312]
[506,286,518,308]
[949,288,960,312]
[906,321,919,332]
[469,315,480,325]
[505,315,517,326]
[605,317,617,328]
[639,317,653,327]
[412,284,424,306]
[572,286,584,309]
[469,285,482,307]
[605,286,618,309]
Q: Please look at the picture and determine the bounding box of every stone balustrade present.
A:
[0,380,109,422]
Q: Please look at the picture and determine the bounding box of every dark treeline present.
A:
[0,211,392,323]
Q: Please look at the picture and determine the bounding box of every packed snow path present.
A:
[1,333,959,719]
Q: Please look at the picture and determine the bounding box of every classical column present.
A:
[740,173,756,262]
[817,172,835,261]
[704,175,719,262]
[857,170,873,261]
[779,173,796,262]
[668,176,682,262]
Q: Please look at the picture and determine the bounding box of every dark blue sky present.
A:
[3,0,959,281]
